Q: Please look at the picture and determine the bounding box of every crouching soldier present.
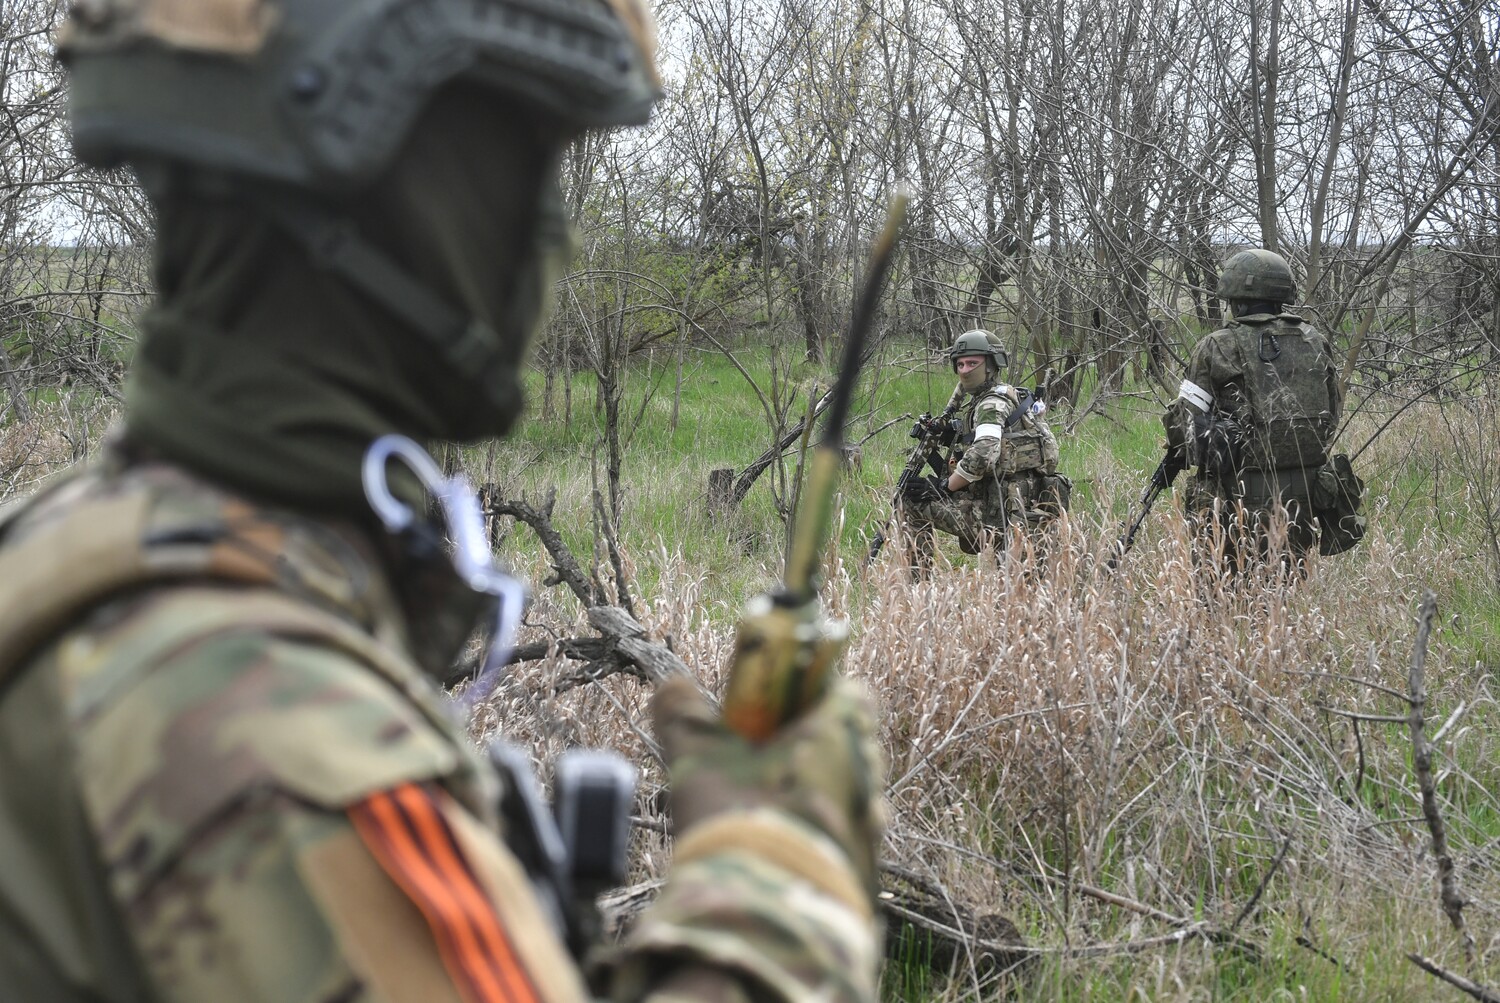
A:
[900,330,1069,567]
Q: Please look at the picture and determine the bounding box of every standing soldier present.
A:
[0,2,884,1002]
[900,330,1066,565]
[1158,249,1345,569]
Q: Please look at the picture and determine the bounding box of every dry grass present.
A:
[4,352,1493,996]
[0,394,116,499]
[475,396,1500,1000]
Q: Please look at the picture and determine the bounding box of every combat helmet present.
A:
[948,330,1008,372]
[58,0,661,193]
[57,0,661,432]
[1217,249,1296,306]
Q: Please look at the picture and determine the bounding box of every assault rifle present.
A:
[865,382,964,564]
[720,193,908,741]
[1105,453,1182,572]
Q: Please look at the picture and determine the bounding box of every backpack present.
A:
[1232,317,1337,472]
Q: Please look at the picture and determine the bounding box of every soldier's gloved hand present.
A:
[651,675,886,892]
[900,474,948,505]
[1153,445,1187,489]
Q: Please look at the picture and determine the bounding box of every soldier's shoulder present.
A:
[1278,313,1328,339]
[56,584,470,900]
[1194,324,1248,360]
[976,383,1020,411]
[63,585,464,816]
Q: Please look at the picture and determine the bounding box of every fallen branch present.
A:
[471,604,689,693]
[726,388,835,509]
[471,490,689,691]
[488,489,601,605]
[1408,590,1475,965]
[1407,953,1500,1003]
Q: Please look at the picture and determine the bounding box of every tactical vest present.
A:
[1224,315,1335,472]
[957,385,1058,478]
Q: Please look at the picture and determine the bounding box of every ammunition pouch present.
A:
[1312,453,1366,555]
[1039,472,1073,517]
[1236,466,1315,507]
[997,426,1048,476]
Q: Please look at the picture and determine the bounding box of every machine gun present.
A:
[720,193,907,741]
[1105,454,1182,572]
[865,382,964,564]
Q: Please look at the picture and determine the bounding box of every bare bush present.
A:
[472,396,1500,996]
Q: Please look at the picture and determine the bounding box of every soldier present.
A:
[900,330,1066,564]
[0,2,883,1002]
[1158,249,1344,570]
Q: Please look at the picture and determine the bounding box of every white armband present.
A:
[972,422,1004,440]
[1178,379,1213,413]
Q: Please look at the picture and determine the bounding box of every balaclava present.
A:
[127,83,571,516]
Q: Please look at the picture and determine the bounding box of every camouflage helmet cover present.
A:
[1217,249,1296,305]
[58,0,662,193]
[948,329,1008,371]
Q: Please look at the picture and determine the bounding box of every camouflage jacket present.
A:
[952,381,1059,486]
[0,451,877,1003]
[1164,313,1343,482]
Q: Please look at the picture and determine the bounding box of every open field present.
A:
[4,345,1497,1000]
[476,345,1500,1001]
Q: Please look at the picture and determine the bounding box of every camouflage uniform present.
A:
[1163,313,1343,565]
[0,450,879,1003]
[902,381,1063,555]
[0,0,882,1000]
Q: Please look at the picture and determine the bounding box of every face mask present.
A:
[956,358,989,391]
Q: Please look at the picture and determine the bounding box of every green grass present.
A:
[477,344,1189,613]
[469,341,1500,1002]
[7,332,1498,1002]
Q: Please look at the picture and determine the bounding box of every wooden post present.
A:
[707,468,735,517]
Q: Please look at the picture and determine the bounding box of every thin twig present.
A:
[1074,883,1262,961]
[1283,667,1412,704]
[1408,590,1476,966]
[1230,832,1293,932]
[1315,704,1410,725]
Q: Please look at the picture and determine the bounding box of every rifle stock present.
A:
[1104,458,1177,571]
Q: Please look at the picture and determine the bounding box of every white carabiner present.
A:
[363,435,528,702]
